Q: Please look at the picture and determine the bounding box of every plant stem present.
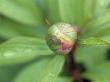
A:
[69,45,83,82]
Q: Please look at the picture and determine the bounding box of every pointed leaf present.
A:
[0,37,53,65]
[13,55,65,82]
[79,37,110,47]
[0,0,44,25]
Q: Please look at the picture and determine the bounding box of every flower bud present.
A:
[46,23,78,55]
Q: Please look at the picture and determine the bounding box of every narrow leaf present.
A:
[13,55,65,82]
[79,37,110,47]
[0,0,44,25]
[0,37,53,65]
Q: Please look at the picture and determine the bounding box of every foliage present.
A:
[0,0,110,82]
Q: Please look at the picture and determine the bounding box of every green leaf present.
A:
[59,0,84,25]
[82,63,110,82]
[14,25,48,38]
[13,56,53,82]
[81,12,110,38]
[46,0,61,24]
[13,55,65,82]
[35,0,46,12]
[75,46,107,69]
[82,0,96,22]
[46,0,102,26]
[0,37,53,65]
[56,77,71,82]
[83,73,110,82]
[100,36,110,43]
[0,0,44,25]
[46,0,84,25]
[79,37,110,47]
[36,55,65,82]
[0,65,23,82]
[0,17,47,39]
[0,17,21,39]
[95,0,110,16]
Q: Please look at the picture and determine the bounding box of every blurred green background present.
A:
[0,0,110,82]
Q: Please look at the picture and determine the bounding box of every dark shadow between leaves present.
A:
[77,63,86,73]
[0,36,7,43]
[74,78,91,82]
[106,48,110,60]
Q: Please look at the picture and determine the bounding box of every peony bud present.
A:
[46,23,78,55]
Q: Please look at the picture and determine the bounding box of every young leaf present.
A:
[13,55,65,82]
[0,0,44,25]
[79,37,110,47]
[0,37,53,65]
